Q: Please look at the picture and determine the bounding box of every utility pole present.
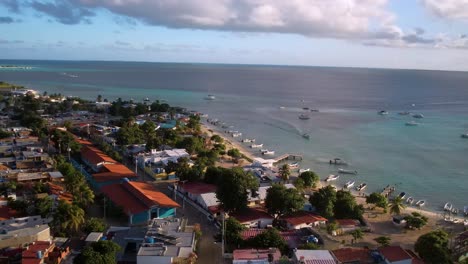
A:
[221,212,225,258]
[135,156,138,175]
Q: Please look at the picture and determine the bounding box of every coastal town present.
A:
[0,82,466,264]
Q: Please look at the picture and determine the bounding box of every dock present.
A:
[273,153,303,164]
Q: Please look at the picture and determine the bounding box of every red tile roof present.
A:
[178,182,217,194]
[47,182,73,204]
[92,163,137,182]
[233,248,281,262]
[336,219,360,227]
[75,138,92,146]
[22,241,53,264]
[332,247,373,264]
[240,228,303,247]
[0,205,19,220]
[379,246,413,262]
[282,211,327,226]
[81,145,116,166]
[101,181,179,215]
[231,208,273,223]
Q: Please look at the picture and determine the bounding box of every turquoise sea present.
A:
[1,60,467,212]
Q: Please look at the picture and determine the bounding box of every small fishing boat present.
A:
[378,110,389,115]
[298,168,310,174]
[344,181,355,188]
[262,150,275,155]
[416,200,425,207]
[325,174,339,182]
[464,206,468,216]
[302,107,310,110]
[302,133,310,139]
[242,138,255,143]
[412,113,424,118]
[356,183,367,191]
[205,94,216,100]
[405,121,419,126]
[398,192,406,199]
[299,113,310,120]
[444,202,453,211]
[310,109,319,112]
[250,144,263,148]
[338,168,358,175]
[451,208,459,215]
[279,106,286,109]
[406,197,414,205]
[461,133,468,138]
[398,111,410,115]
[232,132,242,137]
[289,162,300,168]
[329,158,348,165]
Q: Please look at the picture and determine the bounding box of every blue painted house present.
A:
[101,179,180,225]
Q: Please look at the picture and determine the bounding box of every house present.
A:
[282,211,327,230]
[21,240,70,264]
[293,249,338,264]
[233,248,281,264]
[138,148,189,167]
[91,163,138,189]
[0,224,50,248]
[332,248,374,264]
[101,180,180,225]
[378,246,424,264]
[336,219,361,234]
[230,208,274,228]
[47,182,73,204]
[137,218,196,264]
[85,232,103,244]
[80,144,116,172]
[241,228,320,250]
[176,182,217,202]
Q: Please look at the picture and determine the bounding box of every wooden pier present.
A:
[273,153,303,164]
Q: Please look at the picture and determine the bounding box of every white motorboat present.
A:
[398,192,406,199]
[302,133,310,140]
[464,206,468,216]
[461,133,468,138]
[325,174,339,182]
[412,113,424,118]
[262,150,275,155]
[299,113,310,120]
[232,132,242,137]
[205,94,216,100]
[344,181,355,188]
[406,197,414,205]
[378,110,389,115]
[250,144,263,148]
[416,200,425,207]
[405,121,419,126]
[338,168,358,175]
[356,183,367,191]
[451,208,459,215]
[279,106,286,109]
[329,158,348,165]
[398,111,410,115]
[289,162,300,168]
[299,168,310,174]
[444,202,453,211]
[242,138,255,143]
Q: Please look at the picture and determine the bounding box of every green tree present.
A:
[415,230,452,264]
[246,228,288,254]
[366,192,388,212]
[374,236,391,246]
[334,190,364,219]
[350,229,364,243]
[264,184,304,219]
[309,185,337,218]
[299,171,319,188]
[216,167,259,212]
[279,164,291,183]
[204,166,225,184]
[404,212,429,230]
[326,221,338,234]
[210,134,223,143]
[115,121,144,145]
[389,196,406,215]
[84,218,107,233]
[227,148,242,159]
[35,196,54,218]
[176,136,204,154]
[225,217,245,246]
[74,184,95,208]
[53,201,85,235]
[74,241,121,264]
[0,128,12,139]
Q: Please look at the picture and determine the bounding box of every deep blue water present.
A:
[1,60,467,212]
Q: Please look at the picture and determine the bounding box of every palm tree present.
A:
[279,164,291,183]
[389,196,406,215]
[374,236,391,246]
[54,201,85,234]
[75,184,95,208]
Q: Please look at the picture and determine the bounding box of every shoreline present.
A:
[200,119,466,226]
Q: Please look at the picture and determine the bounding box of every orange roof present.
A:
[231,208,273,223]
[178,182,217,194]
[22,241,53,264]
[379,246,413,263]
[75,138,93,146]
[101,181,179,215]
[47,182,73,204]
[282,211,328,226]
[0,164,10,171]
[332,248,373,264]
[81,145,116,166]
[92,163,137,182]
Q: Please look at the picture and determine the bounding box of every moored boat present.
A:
[398,111,410,115]
[461,133,468,138]
[262,150,275,155]
[298,168,310,174]
[329,158,348,165]
[356,183,367,191]
[289,162,300,168]
[398,192,406,199]
[232,132,242,137]
[205,94,216,100]
[250,144,263,148]
[299,113,310,120]
[451,208,459,215]
[416,200,425,207]
[325,174,339,182]
[412,113,424,118]
[444,202,453,211]
[338,168,358,175]
[406,197,414,205]
[302,133,310,139]
[242,138,255,143]
[378,110,389,115]
[344,181,355,188]
[405,121,419,126]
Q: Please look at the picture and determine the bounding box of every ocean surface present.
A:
[1,60,467,212]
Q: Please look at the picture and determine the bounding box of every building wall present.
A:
[158,208,175,219]
[137,255,173,264]
[0,226,50,248]
[132,211,150,225]
[241,218,273,228]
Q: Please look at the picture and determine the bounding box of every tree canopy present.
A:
[334,190,364,219]
[374,236,391,247]
[216,167,259,212]
[389,196,406,215]
[404,212,428,230]
[415,230,452,264]
[366,192,388,211]
[225,217,245,246]
[279,164,291,183]
[264,184,304,219]
[298,171,319,188]
[74,241,121,264]
[245,228,288,254]
[309,185,337,218]
[84,217,107,233]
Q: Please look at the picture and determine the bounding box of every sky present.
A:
[1,0,468,71]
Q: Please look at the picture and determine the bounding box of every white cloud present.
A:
[421,0,468,21]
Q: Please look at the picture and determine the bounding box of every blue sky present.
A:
[1,0,468,71]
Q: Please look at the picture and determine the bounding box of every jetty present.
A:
[273,153,303,164]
